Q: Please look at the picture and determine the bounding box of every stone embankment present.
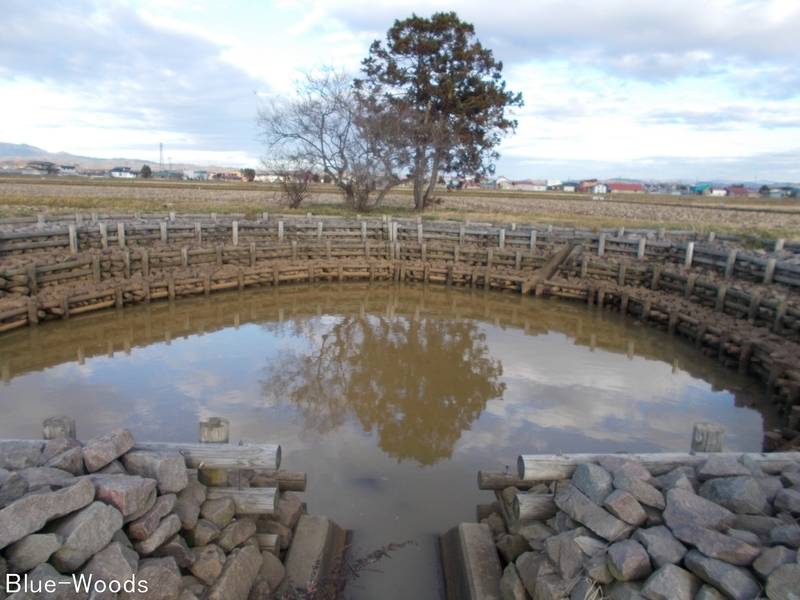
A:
[443,452,800,600]
[0,424,344,600]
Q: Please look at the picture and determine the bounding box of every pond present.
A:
[0,282,778,599]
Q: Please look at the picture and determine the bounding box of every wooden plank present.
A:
[132,442,281,470]
[206,487,278,514]
[518,452,800,480]
[477,471,538,491]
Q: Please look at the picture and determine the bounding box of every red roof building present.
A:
[726,186,751,197]
[606,182,644,193]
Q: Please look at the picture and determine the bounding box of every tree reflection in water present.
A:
[260,313,505,465]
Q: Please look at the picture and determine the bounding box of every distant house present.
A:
[709,188,727,197]
[692,184,711,195]
[578,180,598,193]
[562,183,576,193]
[606,182,644,193]
[58,165,77,176]
[512,179,546,191]
[495,176,513,189]
[109,167,136,179]
[590,184,608,194]
[184,170,208,181]
[21,161,56,175]
[725,186,751,197]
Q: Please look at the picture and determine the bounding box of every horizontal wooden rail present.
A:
[132,442,281,470]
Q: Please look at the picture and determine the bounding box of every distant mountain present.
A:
[0,142,52,158]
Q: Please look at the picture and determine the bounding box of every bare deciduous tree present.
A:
[277,170,312,209]
[257,67,410,212]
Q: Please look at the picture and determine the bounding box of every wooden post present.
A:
[141,249,149,277]
[317,221,324,242]
[617,226,625,238]
[421,243,427,263]
[499,229,505,249]
[91,212,98,223]
[216,245,222,265]
[486,248,493,269]
[724,249,738,279]
[685,273,697,299]
[763,258,776,284]
[27,264,38,295]
[43,417,76,440]
[747,293,762,325]
[212,213,217,222]
[198,417,230,487]
[361,221,366,242]
[580,256,589,279]
[691,423,725,453]
[774,238,785,252]
[168,276,176,300]
[100,222,108,250]
[325,240,331,261]
[417,223,423,245]
[685,242,694,267]
[278,220,284,242]
[117,222,126,248]
[738,340,753,375]
[715,284,728,312]
[641,300,651,324]
[181,247,189,268]
[160,221,168,243]
[618,263,627,286]
[37,214,46,228]
[774,299,787,333]
[718,331,730,363]
[668,310,679,335]
[250,242,256,267]
[597,233,605,257]
[68,225,78,254]
[232,221,239,246]
[708,231,715,242]
[291,240,297,262]
[195,222,202,243]
[515,251,521,270]
[620,292,629,314]
[262,212,269,221]
[123,251,130,279]
[651,265,661,290]
[169,212,176,221]
[529,230,536,251]
[637,238,647,260]
[365,241,371,260]
[27,299,38,325]
[204,274,211,296]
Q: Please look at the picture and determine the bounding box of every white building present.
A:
[109,167,136,179]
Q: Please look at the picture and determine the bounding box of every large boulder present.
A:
[205,546,262,600]
[640,564,700,600]
[572,463,614,505]
[4,533,63,573]
[633,526,687,568]
[121,451,188,494]
[662,488,735,531]
[0,478,95,549]
[698,477,767,515]
[82,430,135,473]
[47,501,124,572]
[555,485,634,542]
[606,540,652,582]
[683,549,760,600]
[670,524,760,566]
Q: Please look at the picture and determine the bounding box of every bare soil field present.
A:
[1,179,798,236]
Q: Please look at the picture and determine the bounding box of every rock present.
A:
[613,469,665,510]
[533,574,575,600]
[551,511,579,533]
[0,472,27,509]
[725,529,762,547]
[258,551,285,592]
[597,456,653,482]
[41,437,82,464]
[758,477,785,503]
[82,430,135,473]
[0,477,95,550]
[482,512,507,537]
[739,454,765,478]
[186,519,221,547]
[497,534,530,564]
[699,476,767,515]
[657,469,696,494]
[500,563,530,600]
[773,489,800,516]
[15,467,74,492]
[570,577,598,600]
[694,584,727,600]
[732,514,785,538]
[97,460,128,475]
[605,580,645,600]
[572,463,614,505]
[633,526,687,567]
[125,492,158,530]
[122,452,188,494]
[154,534,195,568]
[516,552,557,597]
[188,545,226,586]
[178,590,198,600]
[200,498,235,530]
[769,525,800,549]
[683,549,760,600]
[84,474,157,517]
[181,575,205,598]
[256,519,292,550]
[754,545,797,580]
[5,533,63,573]
[780,470,800,488]
[555,486,634,542]
[128,494,177,540]
[604,490,647,526]
[765,563,800,600]
[544,528,592,581]
[584,553,614,584]
[670,524,760,566]
[662,488,735,531]
[216,519,257,553]
[178,480,207,506]
[120,557,182,600]
[0,440,44,470]
[640,564,700,600]
[695,456,751,480]
[44,447,85,476]
[643,506,664,527]
[47,501,124,572]
[205,546,262,600]
[78,541,138,600]
[518,521,555,543]
[135,514,182,555]
[112,529,134,549]
[606,539,652,581]
[275,491,303,531]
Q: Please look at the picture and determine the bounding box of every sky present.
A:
[1,0,799,182]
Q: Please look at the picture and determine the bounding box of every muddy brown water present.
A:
[0,282,779,599]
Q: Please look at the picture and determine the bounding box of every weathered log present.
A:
[206,487,278,514]
[512,493,558,521]
[691,422,725,452]
[477,471,538,491]
[133,442,281,471]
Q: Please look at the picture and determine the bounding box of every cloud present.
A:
[0,0,267,159]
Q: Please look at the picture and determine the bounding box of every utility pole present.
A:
[159,143,163,172]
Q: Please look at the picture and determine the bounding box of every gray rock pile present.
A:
[486,455,800,600]
[0,431,324,600]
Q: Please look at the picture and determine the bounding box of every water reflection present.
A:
[261,314,505,465]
